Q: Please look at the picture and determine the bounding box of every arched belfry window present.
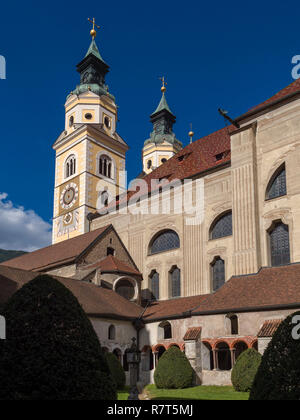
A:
[99,154,113,179]
[266,164,286,200]
[210,211,232,240]
[169,266,181,298]
[211,257,225,292]
[149,230,180,255]
[65,154,76,178]
[268,221,290,267]
[150,271,159,301]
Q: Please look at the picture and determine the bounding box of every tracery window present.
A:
[170,266,181,298]
[149,230,180,255]
[269,221,290,266]
[210,211,232,240]
[266,164,286,200]
[211,257,225,292]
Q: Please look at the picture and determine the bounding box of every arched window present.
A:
[158,321,172,340]
[99,154,113,179]
[115,278,135,300]
[169,266,181,298]
[216,342,232,371]
[108,325,115,340]
[99,190,109,207]
[268,221,290,266]
[210,211,232,240]
[65,154,76,178]
[211,257,225,292]
[226,314,238,335]
[233,341,248,363]
[150,271,159,300]
[149,230,180,255]
[266,164,286,200]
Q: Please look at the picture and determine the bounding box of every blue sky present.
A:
[0,0,300,250]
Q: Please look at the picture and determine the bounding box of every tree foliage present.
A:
[154,346,194,389]
[231,348,262,392]
[0,275,116,400]
[250,311,300,400]
[106,352,126,390]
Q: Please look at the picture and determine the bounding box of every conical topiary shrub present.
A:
[105,352,126,390]
[154,346,194,389]
[250,311,300,400]
[0,275,116,400]
[231,348,262,392]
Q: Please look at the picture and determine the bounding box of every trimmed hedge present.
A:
[0,275,116,400]
[106,352,126,390]
[231,348,262,392]
[250,311,300,400]
[154,346,194,389]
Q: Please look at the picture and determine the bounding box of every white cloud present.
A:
[0,193,52,252]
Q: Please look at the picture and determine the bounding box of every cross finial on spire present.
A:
[88,17,100,40]
[159,76,167,94]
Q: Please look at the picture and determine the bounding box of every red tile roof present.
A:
[257,319,282,338]
[0,265,142,320]
[86,255,142,276]
[241,78,300,117]
[192,264,300,315]
[143,294,210,322]
[0,225,112,271]
[90,78,300,221]
[144,264,300,321]
[183,327,202,341]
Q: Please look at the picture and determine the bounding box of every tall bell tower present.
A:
[142,78,182,174]
[52,20,128,244]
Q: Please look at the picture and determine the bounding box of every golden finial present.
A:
[189,123,194,143]
[88,17,100,40]
[159,76,167,93]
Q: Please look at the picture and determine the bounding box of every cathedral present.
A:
[2,23,300,386]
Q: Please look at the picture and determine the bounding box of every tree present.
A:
[154,346,194,389]
[231,348,262,392]
[0,275,116,400]
[106,352,126,390]
[250,311,300,400]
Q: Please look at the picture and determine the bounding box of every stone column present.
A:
[184,338,202,385]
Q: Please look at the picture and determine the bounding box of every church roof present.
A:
[85,39,105,62]
[91,78,300,220]
[81,255,142,276]
[257,319,282,338]
[0,225,112,272]
[0,266,142,320]
[143,263,300,321]
[151,92,174,116]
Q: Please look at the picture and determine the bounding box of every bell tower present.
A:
[52,21,128,244]
[142,78,182,174]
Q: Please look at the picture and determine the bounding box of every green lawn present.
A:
[117,386,130,400]
[145,384,249,400]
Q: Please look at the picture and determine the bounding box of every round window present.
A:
[85,113,93,120]
[115,279,135,300]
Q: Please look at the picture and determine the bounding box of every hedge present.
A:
[231,348,262,392]
[0,275,116,400]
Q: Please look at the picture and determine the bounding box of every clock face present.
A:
[60,183,78,210]
[63,187,75,205]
